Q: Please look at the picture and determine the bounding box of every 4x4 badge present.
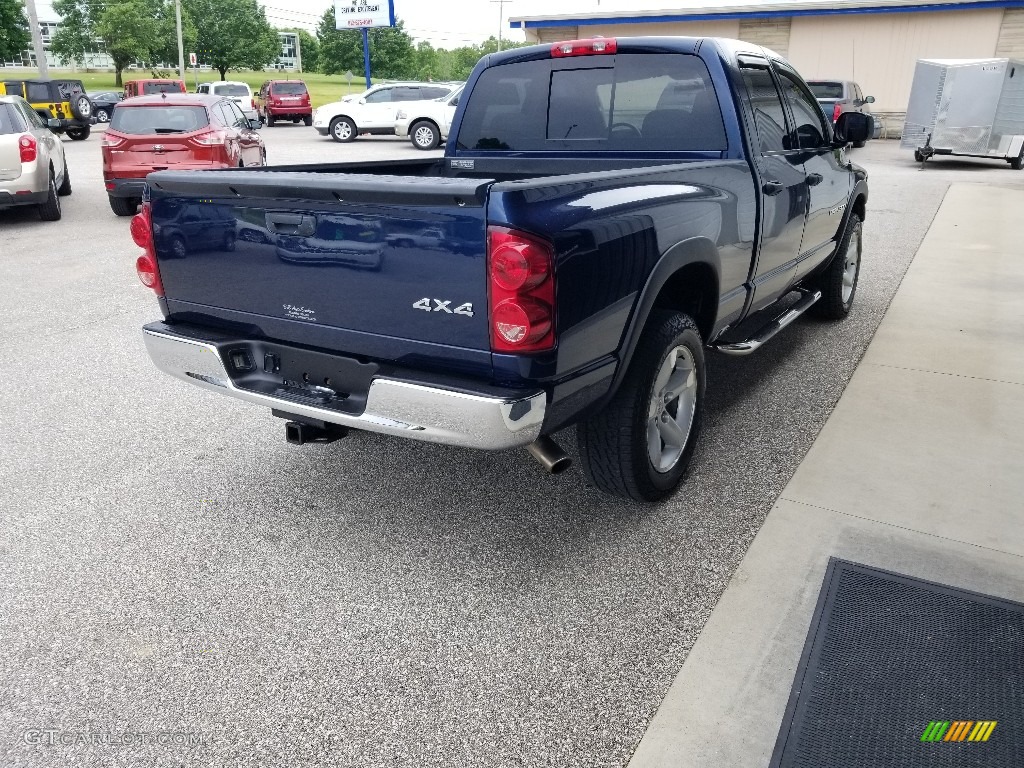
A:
[413,298,474,317]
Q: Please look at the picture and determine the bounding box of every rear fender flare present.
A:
[606,237,721,400]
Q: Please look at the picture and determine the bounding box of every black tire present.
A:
[914,149,924,163]
[1011,151,1023,170]
[95,108,110,123]
[852,140,866,149]
[108,195,138,217]
[66,126,90,141]
[57,162,72,196]
[809,213,862,320]
[266,114,275,127]
[577,311,706,502]
[168,235,187,259]
[223,231,236,252]
[410,120,440,150]
[329,116,356,143]
[37,169,62,221]
[302,115,312,127]
[70,94,92,121]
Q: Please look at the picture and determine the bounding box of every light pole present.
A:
[23,0,48,77]
[490,0,512,51]
[174,0,185,76]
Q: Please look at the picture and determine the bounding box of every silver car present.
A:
[0,95,71,221]
[807,80,876,147]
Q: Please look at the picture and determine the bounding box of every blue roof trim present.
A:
[509,0,1024,28]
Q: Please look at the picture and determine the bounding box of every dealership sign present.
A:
[335,0,396,29]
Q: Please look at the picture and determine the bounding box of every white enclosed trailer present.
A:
[901,58,1024,169]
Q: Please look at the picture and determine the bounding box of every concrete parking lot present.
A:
[1,128,1022,768]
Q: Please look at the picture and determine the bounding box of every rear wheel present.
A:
[809,213,862,320]
[57,163,72,196]
[330,116,356,143]
[37,169,62,221]
[302,115,312,127]
[411,120,440,150]
[108,195,138,217]
[577,311,705,501]
[266,114,275,127]
[66,126,90,141]
[1011,150,1023,170]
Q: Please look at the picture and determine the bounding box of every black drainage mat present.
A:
[770,559,1023,768]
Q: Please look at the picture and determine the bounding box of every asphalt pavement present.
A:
[1,129,1021,768]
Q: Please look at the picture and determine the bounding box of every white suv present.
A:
[313,82,460,143]
[395,86,464,150]
[197,81,257,122]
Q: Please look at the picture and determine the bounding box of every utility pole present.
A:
[294,32,302,73]
[23,0,48,77]
[490,0,512,51]
[174,0,185,77]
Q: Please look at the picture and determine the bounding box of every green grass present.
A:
[4,68,374,108]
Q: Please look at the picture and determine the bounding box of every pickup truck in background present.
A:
[134,36,871,501]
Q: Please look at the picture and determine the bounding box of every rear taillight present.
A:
[102,133,124,148]
[190,130,224,146]
[832,103,842,122]
[250,98,255,110]
[551,38,617,58]
[132,202,164,296]
[18,134,37,163]
[488,226,556,353]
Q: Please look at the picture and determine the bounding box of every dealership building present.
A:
[509,0,1024,133]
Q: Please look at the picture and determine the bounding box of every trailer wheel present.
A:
[914,149,925,163]
[1011,150,1023,171]
[577,311,705,502]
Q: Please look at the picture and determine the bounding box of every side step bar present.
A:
[712,289,821,356]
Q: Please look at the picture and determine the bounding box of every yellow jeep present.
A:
[1,78,96,140]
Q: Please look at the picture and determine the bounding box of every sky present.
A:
[32,1,873,50]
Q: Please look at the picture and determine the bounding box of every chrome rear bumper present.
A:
[142,327,545,450]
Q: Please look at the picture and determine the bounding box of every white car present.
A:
[196,81,257,122]
[395,87,464,150]
[313,82,460,143]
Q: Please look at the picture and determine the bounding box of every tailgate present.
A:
[147,169,494,367]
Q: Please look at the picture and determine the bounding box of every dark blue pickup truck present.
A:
[134,36,871,501]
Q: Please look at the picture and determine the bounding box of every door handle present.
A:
[762,180,784,196]
[806,173,824,186]
[265,212,316,236]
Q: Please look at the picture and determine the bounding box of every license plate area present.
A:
[219,340,379,415]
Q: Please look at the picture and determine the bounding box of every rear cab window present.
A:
[807,82,844,100]
[143,82,183,95]
[214,84,250,97]
[456,53,727,152]
[110,105,210,134]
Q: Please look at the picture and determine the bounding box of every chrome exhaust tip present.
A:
[527,436,572,475]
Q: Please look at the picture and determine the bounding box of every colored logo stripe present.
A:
[921,721,996,742]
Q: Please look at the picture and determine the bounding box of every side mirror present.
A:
[834,111,873,145]
[864,95,875,104]
[249,119,262,130]
[47,118,61,131]
[359,97,367,105]
[451,96,459,107]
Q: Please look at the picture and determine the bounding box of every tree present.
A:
[95,0,160,86]
[152,0,197,71]
[184,0,279,79]
[317,7,415,79]
[0,0,30,62]
[50,0,103,68]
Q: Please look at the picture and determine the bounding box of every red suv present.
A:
[256,80,312,127]
[102,93,266,217]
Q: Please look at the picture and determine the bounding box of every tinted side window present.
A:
[20,101,45,128]
[26,83,50,103]
[227,101,248,127]
[741,68,788,154]
[364,89,392,103]
[0,103,26,134]
[778,70,829,149]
